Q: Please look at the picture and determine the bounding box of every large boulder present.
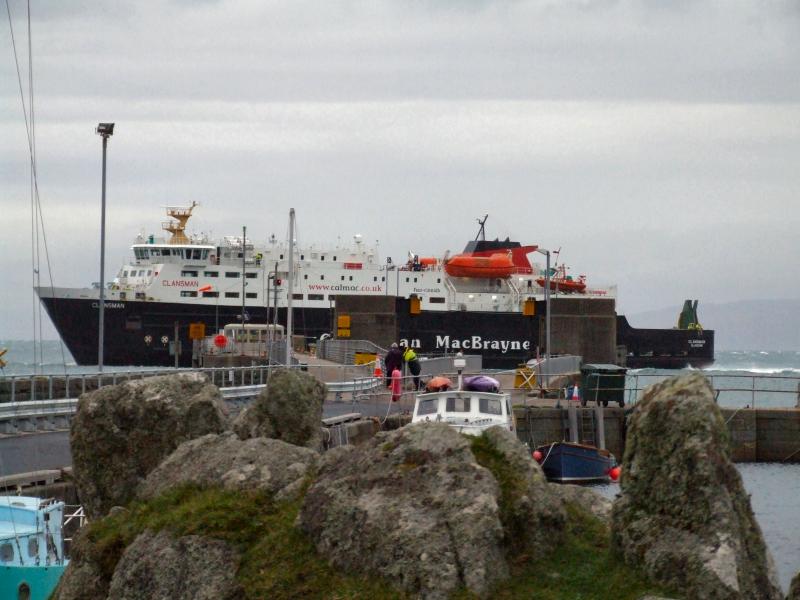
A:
[299,423,564,599]
[612,373,782,599]
[139,432,318,502]
[71,373,228,518]
[233,368,325,449]
[107,530,243,600]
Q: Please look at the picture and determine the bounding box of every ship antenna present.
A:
[475,214,488,241]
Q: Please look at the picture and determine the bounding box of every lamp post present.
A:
[95,122,114,371]
[536,248,551,391]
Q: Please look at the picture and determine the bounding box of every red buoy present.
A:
[609,466,621,482]
[213,334,227,349]
[532,450,543,462]
[391,368,402,402]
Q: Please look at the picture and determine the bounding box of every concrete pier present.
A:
[513,405,800,463]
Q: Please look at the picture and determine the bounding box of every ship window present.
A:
[304,275,308,280]
[333,256,337,261]
[126,316,142,331]
[405,277,409,283]
[341,276,345,281]
[0,543,13,562]
[225,292,239,298]
[328,294,336,300]
[308,294,324,300]
[147,270,152,276]
[162,249,172,256]
[181,270,198,277]
[123,271,128,277]
[320,275,325,280]
[192,249,202,260]
[349,276,353,281]
[321,255,325,261]
[202,291,219,298]
[446,397,471,413]
[204,271,218,278]
[382,277,385,282]
[373,277,377,282]
[429,297,446,304]
[292,293,304,300]
[237,252,243,259]
[413,278,417,283]
[479,398,502,415]
[225,272,240,278]
[180,291,198,297]
[202,250,209,260]
[417,398,438,415]
[279,254,283,259]
[245,292,257,299]
[437,278,441,284]
[27,537,38,557]
[300,254,304,260]
[245,272,257,279]
[150,248,161,257]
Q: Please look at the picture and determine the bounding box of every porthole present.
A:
[18,582,31,600]
[1,542,14,562]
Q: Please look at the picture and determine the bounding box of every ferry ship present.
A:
[36,206,714,369]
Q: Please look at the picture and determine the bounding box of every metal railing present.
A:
[316,339,387,364]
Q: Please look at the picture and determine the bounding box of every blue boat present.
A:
[535,441,615,483]
[0,496,69,600]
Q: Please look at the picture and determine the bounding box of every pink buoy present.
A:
[532,450,543,462]
[391,368,402,402]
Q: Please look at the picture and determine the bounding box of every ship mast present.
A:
[475,214,488,241]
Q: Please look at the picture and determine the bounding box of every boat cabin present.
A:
[412,390,515,436]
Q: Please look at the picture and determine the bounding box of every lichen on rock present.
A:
[107,530,243,600]
[232,368,325,450]
[611,372,782,599]
[70,373,228,518]
[139,431,318,502]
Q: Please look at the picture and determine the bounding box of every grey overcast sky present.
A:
[2,0,799,340]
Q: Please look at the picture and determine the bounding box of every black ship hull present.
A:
[616,315,714,369]
[39,297,714,370]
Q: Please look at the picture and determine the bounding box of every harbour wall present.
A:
[513,406,800,463]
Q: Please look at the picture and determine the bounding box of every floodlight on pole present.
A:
[96,122,114,371]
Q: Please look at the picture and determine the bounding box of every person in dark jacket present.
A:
[384,343,403,387]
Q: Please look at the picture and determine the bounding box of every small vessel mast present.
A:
[162,201,198,244]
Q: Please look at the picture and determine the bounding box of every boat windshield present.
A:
[417,399,438,415]
[479,397,502,415]
[446,397,471,413]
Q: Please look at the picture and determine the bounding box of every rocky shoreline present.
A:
[50,370,798,599]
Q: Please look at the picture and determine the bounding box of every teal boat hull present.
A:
[0,564,68,600]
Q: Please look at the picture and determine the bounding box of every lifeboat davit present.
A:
[444,253,516,278]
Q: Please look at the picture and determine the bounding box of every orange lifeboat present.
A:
[444,253,515,278]
[535,265,587,293]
